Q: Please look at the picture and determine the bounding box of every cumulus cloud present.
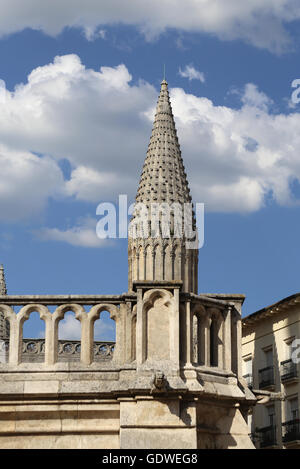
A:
[2,54,300,225]
[179,65,205,83]
[64,166,133,202]
[0,55,154,221]
[0,1,299,52]
[169,85,300,211]
[37,216,108,248]
[0,145,63,221]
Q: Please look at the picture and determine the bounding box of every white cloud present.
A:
[83,27,106,41]
[58,314,81,340]
[0,145,63,221]
[179,65,205,83]
[0,55,154,221]
[2,54,300,223]
[0,1,299,52]
[58,311,115,341]
[64,166,133,202]
[241,83,273,111]
[37,216,108,248]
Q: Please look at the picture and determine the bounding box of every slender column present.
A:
[136,288,144,366]
[185,301,193,365]
[124,302,133,362]
[44,316,56,365]
[199,316,206,365]
[8,316,21,365]
[217,316,224,369]
[143,248,147,280]
[203,315,212,367]
[236,313,243,377]
[184,254,190,292]
[171,250,175,280]
[152,251,155,280]
[113,304,125,364]
[170,287,180,368]
[223,306,232,371]
[80,315,92,365]
[136,252,140,280]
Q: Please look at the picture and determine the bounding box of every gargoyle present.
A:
[150,371,167,394]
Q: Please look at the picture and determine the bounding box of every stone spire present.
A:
[128,80,198,292]
[135,79,193,208]
[0,265,9,340]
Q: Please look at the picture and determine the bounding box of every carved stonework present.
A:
[0,265,9,340]
[0,79,256,450]
[128,80,198,293]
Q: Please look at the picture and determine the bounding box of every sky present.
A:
[1,1,300,339]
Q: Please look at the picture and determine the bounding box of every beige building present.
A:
[242,294,300,449]
[0,80,256,449]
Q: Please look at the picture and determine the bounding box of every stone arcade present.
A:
[0,80,256,449]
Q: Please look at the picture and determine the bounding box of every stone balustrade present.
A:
[0,291,241,376]
[0,294,136,367]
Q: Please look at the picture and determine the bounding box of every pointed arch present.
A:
[145,244,153,280]
[153,242,163,281]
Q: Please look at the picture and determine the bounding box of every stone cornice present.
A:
[242,292,300,329]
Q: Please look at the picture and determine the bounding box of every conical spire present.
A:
[128,80,198,293]
[0,265,7,295]
[135,80,193,208]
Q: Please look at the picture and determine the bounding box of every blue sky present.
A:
[1,1,300,338]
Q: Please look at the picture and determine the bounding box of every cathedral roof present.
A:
[135,79,193,207]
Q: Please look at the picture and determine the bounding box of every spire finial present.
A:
[161,64,168,86]
[0,264,7,295]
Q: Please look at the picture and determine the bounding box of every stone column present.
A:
[136,288,145,366]
[44,316,56,366]
[80,314,92,365]
[198,315,206,366]
[217,315,224,369]
[223,306,232,371]
[170,287,180,368]
[112,304,125,364]
[185,301,193,365]
[203,315,212,367]
[236,313,242,377]
[8,315,21,365]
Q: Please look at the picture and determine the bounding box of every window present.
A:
[289,398,299,421]
[243,357,252,375]
[285,338,296,361]
[243,357,253,387]
[265,349,273,368]
[267,405,276,427]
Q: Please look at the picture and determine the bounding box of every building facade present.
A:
[242,294,300,449]
[0,80,256,449]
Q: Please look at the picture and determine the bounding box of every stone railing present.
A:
[0,338,115,363]
[0,290,242,375]
[0,294,137,366]
[23,338,115,362]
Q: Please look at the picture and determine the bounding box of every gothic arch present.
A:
[142,289,174,362]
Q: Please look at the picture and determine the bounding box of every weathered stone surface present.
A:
[0,80,256,449]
